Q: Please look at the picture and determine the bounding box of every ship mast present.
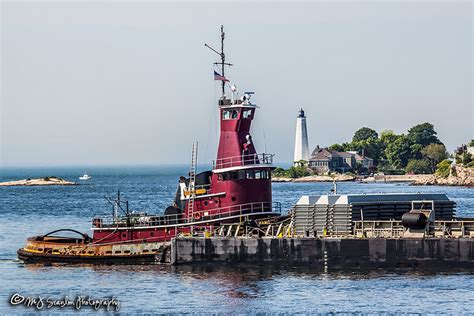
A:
[220,25,225,96]
[205,25,233,96]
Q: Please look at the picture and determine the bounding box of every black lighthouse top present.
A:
[298,108,305,118]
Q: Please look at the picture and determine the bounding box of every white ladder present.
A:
[187,142,198,224]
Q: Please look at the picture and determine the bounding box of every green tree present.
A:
[421,144,448,172]
[407,122,441,147]
[435,159,452,178]
[409,143,424,160]
[352,127,378,143]
[384,135,413,169]
[329,143,345,152]
[469,139,474,147]
[462,152,472,166]
[350,138,383,164]
[272,167,287,177]
[287,166,311,178]
[380,130,398,146]
[405,159,431,174]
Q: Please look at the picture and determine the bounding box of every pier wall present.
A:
[170,237,474,269]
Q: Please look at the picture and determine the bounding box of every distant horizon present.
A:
[0,161,296,170]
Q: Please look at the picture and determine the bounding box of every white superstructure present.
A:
[293,108,310,163]
[79,174,91,180]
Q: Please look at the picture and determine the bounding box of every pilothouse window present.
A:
[222,109,239,120]
[242,109,253,119]
[246,170,254,179]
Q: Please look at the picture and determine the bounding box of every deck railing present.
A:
[92,201,281,228]
[188,201,281,223]
[213,153,274,170]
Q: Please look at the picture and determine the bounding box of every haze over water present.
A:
[0,166,473,314]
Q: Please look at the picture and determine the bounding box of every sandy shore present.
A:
[0,177,77,186]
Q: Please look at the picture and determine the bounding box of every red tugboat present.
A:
[17,26,281,264]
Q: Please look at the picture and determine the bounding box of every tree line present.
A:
[329,122,448,174]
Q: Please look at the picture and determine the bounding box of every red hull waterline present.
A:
[17,27,283,264]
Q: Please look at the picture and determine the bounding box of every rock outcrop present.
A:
[0,177,77,186]
[413,166,474,187]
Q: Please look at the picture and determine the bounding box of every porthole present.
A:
[231,196,237,202]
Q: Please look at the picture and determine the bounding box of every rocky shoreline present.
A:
[272,168,474,187]
[0,177,77,187]
[361,174,433,183]
[411,166,474,187]
[272,174,355,183]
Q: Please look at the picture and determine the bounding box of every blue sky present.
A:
[1,1,472,166]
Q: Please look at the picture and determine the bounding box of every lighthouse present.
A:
[294,108,310,164]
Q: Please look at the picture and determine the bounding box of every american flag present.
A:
[214,71,229,82]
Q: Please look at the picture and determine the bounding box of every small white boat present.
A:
[79,173,92,180]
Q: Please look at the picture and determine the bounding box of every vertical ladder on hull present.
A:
[187,142,198,227]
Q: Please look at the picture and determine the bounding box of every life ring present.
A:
[194,213,201,221]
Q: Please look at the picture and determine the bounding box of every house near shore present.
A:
[347,151,375,170]
[308,147,374,174]
[309,147,355,173]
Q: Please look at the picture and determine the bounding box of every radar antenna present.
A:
[205,25,233,96]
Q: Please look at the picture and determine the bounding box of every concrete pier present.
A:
[170,237,474,269]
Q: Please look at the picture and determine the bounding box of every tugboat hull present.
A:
[17,248,160,264]
[18,235,170,264]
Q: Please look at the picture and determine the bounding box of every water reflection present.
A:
[4,255,474,313]
[19,260,474,280]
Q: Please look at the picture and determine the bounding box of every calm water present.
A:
[1,166,473,314]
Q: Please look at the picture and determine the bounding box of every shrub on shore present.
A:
[406,159,431,174]
[273,166,312,179]
[435,159,452,178]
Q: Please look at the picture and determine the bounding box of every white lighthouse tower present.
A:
[294,108,310,165]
